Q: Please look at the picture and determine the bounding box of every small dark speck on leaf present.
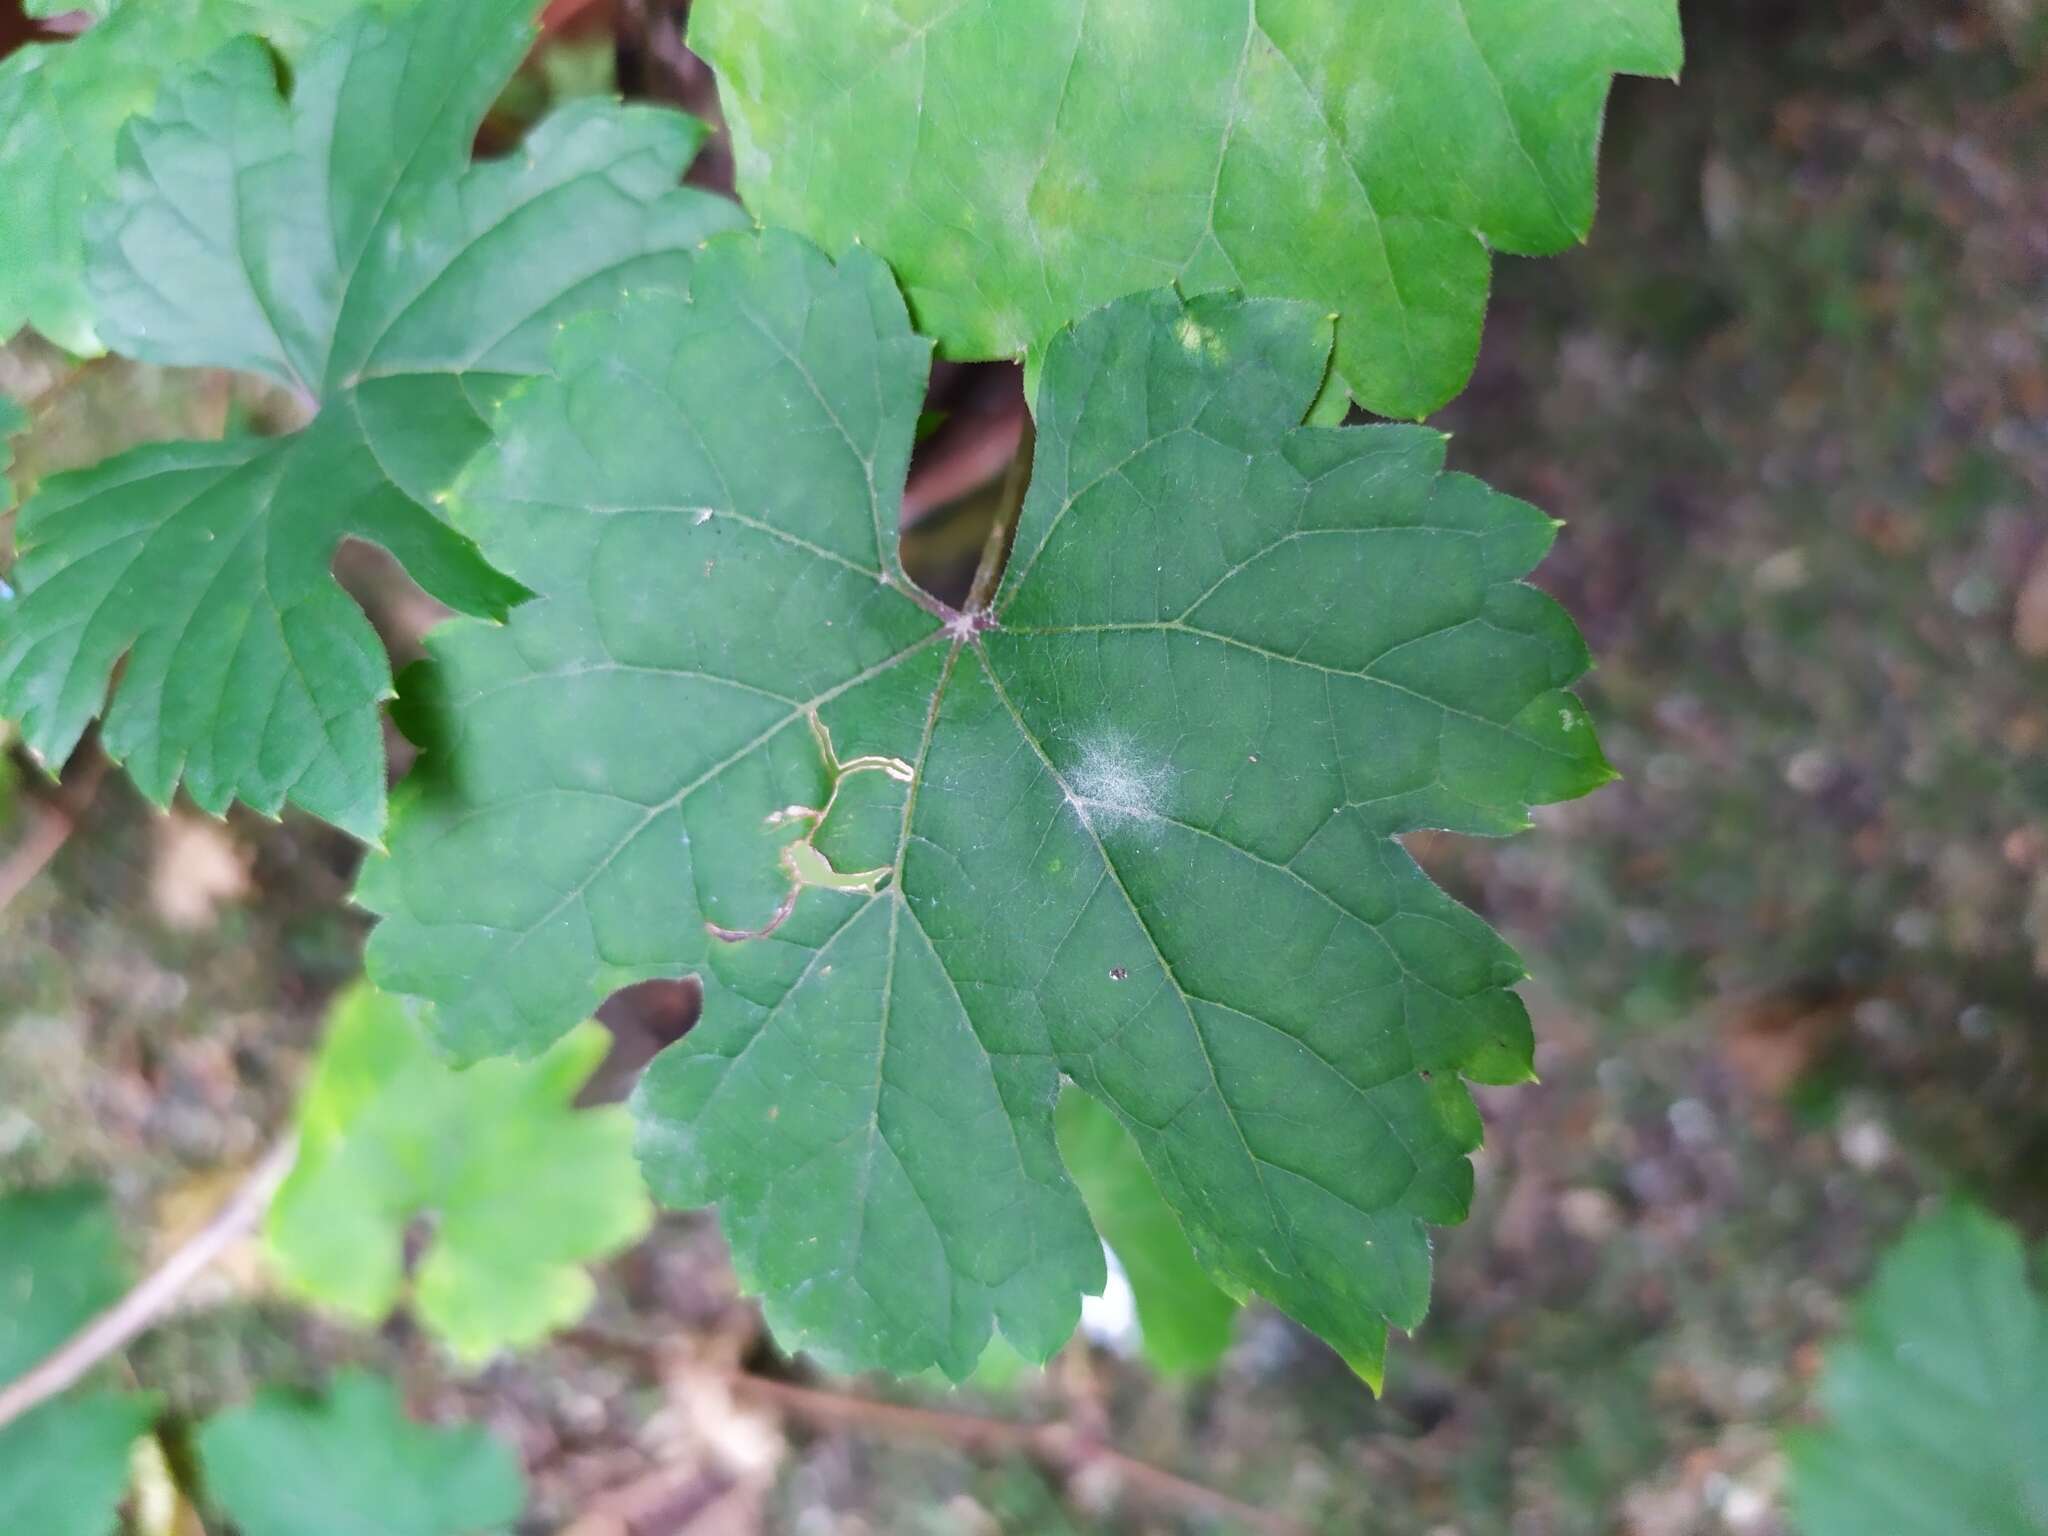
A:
[1109,966,1129,981]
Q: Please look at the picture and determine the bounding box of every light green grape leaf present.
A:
[199,1370,525,1536]
[361,232,1611,1383]
[23,0,116,18]
[0,1186,158,1536]
[1789,1203,2048,1535]
[1056,1090,1238,1376]
[0,0,403,355]
[0,0,744,839]
[268,983,651,1362]
[691,0,1682,420]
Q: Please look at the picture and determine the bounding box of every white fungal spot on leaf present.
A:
[1066,731,1171,827]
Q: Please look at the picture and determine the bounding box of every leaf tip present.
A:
[1342,1344,1387,1396]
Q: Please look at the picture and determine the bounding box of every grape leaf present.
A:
[1055,1091,1237,1376]
[0,1186,158,1536]
[690,0,1682,420]
[0,0,744,838]
[267,983,651,1362]
[1788,1204,2048,1535]
[361,231,1610,1382]
[0,0,399,355]
[0,393,23,515]
[199,1371,526,1536]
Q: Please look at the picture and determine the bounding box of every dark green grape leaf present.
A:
[0,0,398,355]
[0,1187,129,1380]
[0,0,744,838]
[199,1371,526,1536]
[1055,1090,1237,1376]
[267,983,650,1362]
[362,232,1610,1383]
[1789,1204,2048,1535]
[690,0,1682,420]
[0,393,23,515]
[0,1186,158,1536]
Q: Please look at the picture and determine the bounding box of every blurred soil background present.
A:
[3,0,2045,1531]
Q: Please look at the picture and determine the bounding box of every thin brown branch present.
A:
[0,1134,299,1432]
[557,1328,1304,1536]
[540,0,608,30]
[724,1368,1308,1536]
[0,798,80,914]
[563,1464,737,1536]
[0,748,109,915]
[964,414,1036,619]
[901,388,1030,529]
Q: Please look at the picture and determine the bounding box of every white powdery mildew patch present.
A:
[1064,731,1173,829]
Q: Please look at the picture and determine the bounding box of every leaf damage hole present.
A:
[705,710,913,944]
